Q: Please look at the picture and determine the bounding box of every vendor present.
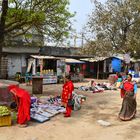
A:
[8,85,31,127]
[61,74,74,117]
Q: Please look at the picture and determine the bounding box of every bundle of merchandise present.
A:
[75,81,117,93]
[75,85,104,93]
[72,92,86,111]
[30,96,65,123]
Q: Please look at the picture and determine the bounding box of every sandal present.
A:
[18,124,28,128]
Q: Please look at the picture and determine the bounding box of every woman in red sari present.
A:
[8,85,31,127]
[119,74,137,121]
[61,74,74,117]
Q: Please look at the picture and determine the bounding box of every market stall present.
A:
[27,55,65,84]
[65,59,85,82]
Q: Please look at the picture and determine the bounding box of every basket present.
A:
[0,115,11,127]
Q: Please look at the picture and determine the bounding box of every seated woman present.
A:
[119,74,137,121]
[8,85,31,127]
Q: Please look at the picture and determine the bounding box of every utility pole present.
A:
[97,61,100,79]
[73,34,77,47]
[81,33,84,48]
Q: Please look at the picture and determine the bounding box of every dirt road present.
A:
[0,81,140,140]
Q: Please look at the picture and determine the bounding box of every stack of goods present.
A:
[75,85,104,93]
[0,106,11,126]
[72,92,86,111]
[101,82,117,90]
[30,96,65,123]
[75,82,117,93]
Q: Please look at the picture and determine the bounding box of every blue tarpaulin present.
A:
[112,58,121,72]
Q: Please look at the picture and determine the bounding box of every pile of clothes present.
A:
[72,92,86,111]
[75,81,117,93]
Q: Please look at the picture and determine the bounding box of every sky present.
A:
[69,0,92,33]
[68,0,106,46]
[69,0,107,33]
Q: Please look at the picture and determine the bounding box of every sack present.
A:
[68,99,74,107]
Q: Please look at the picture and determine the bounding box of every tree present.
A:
[86,0,140,58]
[81,39,112,57]
[0,0,73,77]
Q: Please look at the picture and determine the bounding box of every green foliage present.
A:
[81,40,112,57]
[1,0,73,45]
[86,0,140,58]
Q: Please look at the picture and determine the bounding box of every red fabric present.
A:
[65,106,72,116]
[8,85,18,91]
[120,80,134,98]
[62,81,74,117]
[8,85,31,124]
[120,89,125,98]
[115,75,118,80]
[82,64,86,70]
[62,81,74,103]
[123,81,134,92]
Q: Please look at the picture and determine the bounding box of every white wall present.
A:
[7,54,27,78]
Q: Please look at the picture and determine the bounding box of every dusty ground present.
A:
[0,79,140,140]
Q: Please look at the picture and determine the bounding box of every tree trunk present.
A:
[0,37,4,78]
[0,0,8,78]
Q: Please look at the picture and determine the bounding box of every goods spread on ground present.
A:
[30,96,65,123]
[0,92,86,125]
[30,93,86,123]
[75,81,117,93]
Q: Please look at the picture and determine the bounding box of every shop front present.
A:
[65,59,85,82]
[27,55,65,84]
[26,56,86,83]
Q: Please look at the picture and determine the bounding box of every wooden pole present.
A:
[97,61,100,79]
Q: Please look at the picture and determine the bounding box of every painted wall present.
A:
[7,54,27,78]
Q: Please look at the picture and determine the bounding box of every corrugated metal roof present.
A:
[80,57,107,62]
[65,58,85,63]
[30,55,56,59]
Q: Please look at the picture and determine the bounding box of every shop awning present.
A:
[65,58,85,64]
[31,55,57,59]
[80,57,107,62]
